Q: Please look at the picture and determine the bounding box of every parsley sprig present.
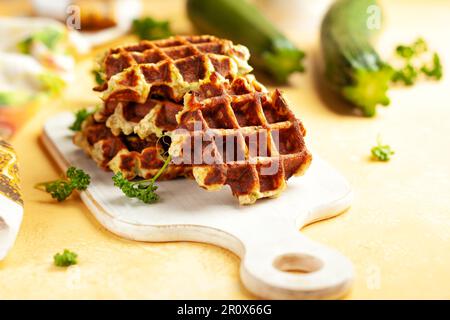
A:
[420,52,443,80]
[395,38,428,59]
[371,136,395,162]
[131,17,172,40]
[92,68,105,86]
[70,108,94,131]
[35,167,91,201]
[113,155,172,204]
[54,249,78,267]
[392,38,443,85]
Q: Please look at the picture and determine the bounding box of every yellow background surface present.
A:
[1,0,450,299]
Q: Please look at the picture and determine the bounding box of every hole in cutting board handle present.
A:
[273,253,323,274]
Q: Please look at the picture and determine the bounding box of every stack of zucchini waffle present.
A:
[74,35,312,204]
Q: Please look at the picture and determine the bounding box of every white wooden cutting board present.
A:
[41,112,354,300]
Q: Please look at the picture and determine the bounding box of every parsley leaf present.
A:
[392,38,443,85]
[131,17,172,40]
[92,68,105,86]
[66,167,90,190]
[392,64,418,86]
[113,155,172,204]
[70,108,94,131]
[371,136,395,162]
[421,53,443,80]
[35,167,91,201]
[395,38,427,59]
[54,249,78,267]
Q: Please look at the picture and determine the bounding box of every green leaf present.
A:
[43,180,73,202]
[113,172,159,204]
[131,17,173,40]
[392,38,443,85]
[395,38,427,60]
[54,249,78,267]
[35,167,91,201]
[70,108,93,132]
[421,53,443,80]
[371,136,395,161]
[392,64,418,86]
[113,155,172,204]
[92,68,105,85]
[66,167,91,191]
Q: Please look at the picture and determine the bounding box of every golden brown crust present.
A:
[169,75,312,204]
[76,37,311,204]
[95,35,253,104]
[74,116,190,180]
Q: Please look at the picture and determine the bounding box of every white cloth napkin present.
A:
[0,140,23,260]
[0,194,23,260]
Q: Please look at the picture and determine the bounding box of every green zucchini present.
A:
[187,0,305,83]
[320,0,393,116]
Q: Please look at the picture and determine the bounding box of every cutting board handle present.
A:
[238,223,353,299]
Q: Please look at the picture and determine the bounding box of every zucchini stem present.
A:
[262,39,305,83]
[342,65,393,117]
